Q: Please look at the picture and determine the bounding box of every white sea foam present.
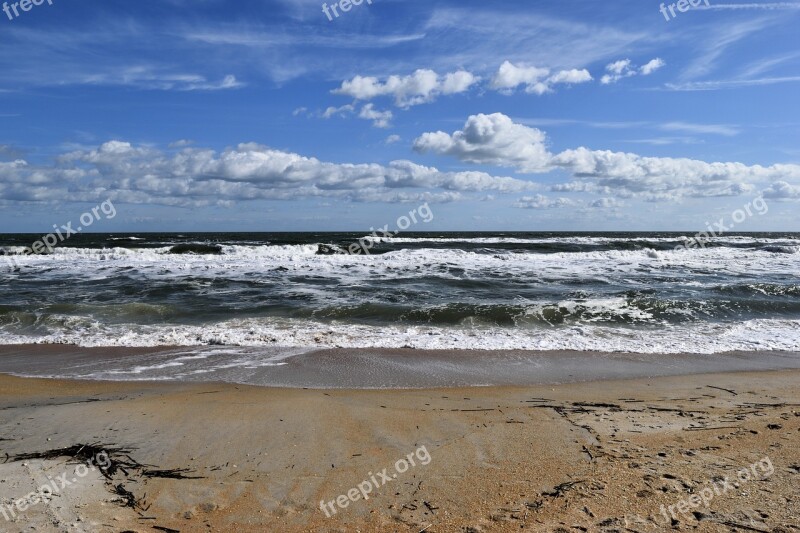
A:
[3,242,798,276]
[1,316,798,354]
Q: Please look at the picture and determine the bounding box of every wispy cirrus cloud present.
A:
[678,18,771,81]
[666,76,800,91]
[696,2,800,9]
[81,69,242,91]
[660,121,740,136]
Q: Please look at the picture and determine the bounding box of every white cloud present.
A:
[548,69,594,84]
[660,121,739,136]
[321,104,355,118]
[762,180,800,199]
[385,134,402,145]
[490,61,592,94]
[665,76,800,91]
[600,59,634,84]
[358,104,393,128]
[601,58,663,84]
[490,61,549,91]
[442,70,480,94]
[607,59,632,75]
[640,58,666,75]
[698,3,800,11]
[413,113,551,172]
[80,68,244,91]
[332,68,479,108]
[321,103,392,127]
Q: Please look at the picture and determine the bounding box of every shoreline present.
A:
[1,345,800,389]
[1,370,798,531]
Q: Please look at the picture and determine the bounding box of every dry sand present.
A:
[0,371,798,532]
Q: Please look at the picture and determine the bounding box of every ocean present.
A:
[1,232,799,356]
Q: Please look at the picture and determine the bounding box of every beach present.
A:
[1,351,798,532]
[2,232,800,531]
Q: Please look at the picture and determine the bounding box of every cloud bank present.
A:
[0,140,536,207]
[414,113,800,202]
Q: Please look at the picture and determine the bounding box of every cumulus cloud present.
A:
[490,61,592,95]
[600,59,634,84]
[762,180,800,199]
[319,103,390,127]
[413,113,551,172]
[332,68,479,108]
[358,103,393,128]
[0,140,536,207]
[601,58,664,84]
[640,58,666,75]
[490,61,549,92]
[321,104,355,118]
[441,70,479,94]
[414,112,800,201]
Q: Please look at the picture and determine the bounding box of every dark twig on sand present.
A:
[152,526,181,533]
[683,426,741,431]
[142,468,205,480]
[543,480,585,498]
[423,500,438,514]
[114,483,143,509]
[4,443,201,513]
[707,385,738,396]
[715,520,770,533]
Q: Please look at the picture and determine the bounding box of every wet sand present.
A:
[2,345,800,388]
[0,368,798,532]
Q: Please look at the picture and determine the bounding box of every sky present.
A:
[1,0,799,232]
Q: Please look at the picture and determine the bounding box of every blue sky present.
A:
[1,0,799,232]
